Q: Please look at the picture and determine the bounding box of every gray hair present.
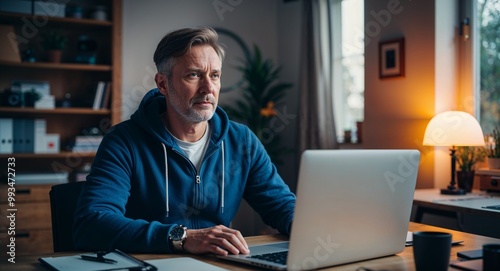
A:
[153,27,225,78]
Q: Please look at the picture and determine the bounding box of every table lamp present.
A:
[423,111,485,195]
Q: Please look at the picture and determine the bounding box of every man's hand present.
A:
[183,225,250,256]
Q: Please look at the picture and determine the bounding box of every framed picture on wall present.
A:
[379,38,405,78]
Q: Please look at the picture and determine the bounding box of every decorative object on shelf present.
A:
[11,80,50,107]
[423,111,485,195]
[91,5,108,21]
[66,5,83,18]
[379,37,405,78]
[455,146,486,192]
[23,89,41,107]
[75,35,98,64]
[486,127,500,169]
[343,130,352,143]
[1,88,23,107]
[222,45,292,166]
[60,93,72,108]
[22,48,37,62]
[356,121,363,143]
[0,25,22,62]
[41,30,68,63]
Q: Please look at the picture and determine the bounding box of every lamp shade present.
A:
[423,111,485,146]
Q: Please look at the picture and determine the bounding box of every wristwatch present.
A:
[169,225,188,252]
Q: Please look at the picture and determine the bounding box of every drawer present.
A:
[0,229,53,257]
[0,184,52,203]
[0,202,51,231]
[479,175,500,192]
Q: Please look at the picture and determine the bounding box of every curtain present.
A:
[297,0,339,155]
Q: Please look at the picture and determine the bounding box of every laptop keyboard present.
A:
[249,251,288,265]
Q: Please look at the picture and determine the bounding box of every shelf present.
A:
[0,12,113,27]
[0,151,96,159]
[0,60,112,71]
[0,107,111,115]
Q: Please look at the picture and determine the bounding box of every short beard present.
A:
[167,82,216,123]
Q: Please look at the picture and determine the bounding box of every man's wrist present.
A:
[169,225,188,252]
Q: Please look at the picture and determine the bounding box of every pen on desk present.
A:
[81,252,117,264]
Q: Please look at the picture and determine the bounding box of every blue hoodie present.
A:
[73,88,296,253]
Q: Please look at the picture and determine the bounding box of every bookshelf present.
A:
[0,0,121,165]
[0,0,122,256]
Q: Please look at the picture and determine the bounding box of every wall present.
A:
[121,0,302,235]
[364,0,461,189]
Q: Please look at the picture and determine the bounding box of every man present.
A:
[73,27,296,255]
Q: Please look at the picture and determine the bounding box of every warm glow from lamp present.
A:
[423,111,485,147]
[423,111,484,195]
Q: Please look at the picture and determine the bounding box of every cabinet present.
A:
[476,168,500,192]
[0,0,122,256]
[0,184,53,257]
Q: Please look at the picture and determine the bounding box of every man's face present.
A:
[159,45,222,124]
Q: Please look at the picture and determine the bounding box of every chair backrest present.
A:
[49,181,85,252]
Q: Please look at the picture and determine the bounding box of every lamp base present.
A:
[440,187,466,195]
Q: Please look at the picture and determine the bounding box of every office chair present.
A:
[49,181,85,252]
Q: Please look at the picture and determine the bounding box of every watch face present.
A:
[170,226,185,240]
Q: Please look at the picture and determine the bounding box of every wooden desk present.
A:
[3,222,500,271]
[413,189,500,222]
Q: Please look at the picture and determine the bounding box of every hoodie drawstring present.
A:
[161,143,169,217]
[220,141,225,214]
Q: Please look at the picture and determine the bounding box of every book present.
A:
[24,118,35,153]
[34,119,47,153]
[92,81,106,110]
[0,118,14,154]
[13,118,26,153]
[100,82,111,109]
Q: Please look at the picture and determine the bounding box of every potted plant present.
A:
[455,146,486,192]
[23,88,41,107]
[222,45,292,166]
[41,31,68,63]
[486,127,500,169]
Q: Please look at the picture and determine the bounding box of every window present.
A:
[478,0,500,134]
[331,0,364,143]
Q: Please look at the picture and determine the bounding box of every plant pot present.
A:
[457,170,475,193]
[47,50,63,63]
[487,157,500,169]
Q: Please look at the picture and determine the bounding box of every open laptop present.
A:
[219,149,421,270]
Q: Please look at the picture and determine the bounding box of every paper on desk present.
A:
[405,231,464,246]
[39,253,141,271]
[146,257,229,271]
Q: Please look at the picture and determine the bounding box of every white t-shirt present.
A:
[166,123,211,172]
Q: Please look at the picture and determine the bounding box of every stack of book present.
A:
[71,135,103,153]
[92,81,112,110]
[0,118,59,154]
